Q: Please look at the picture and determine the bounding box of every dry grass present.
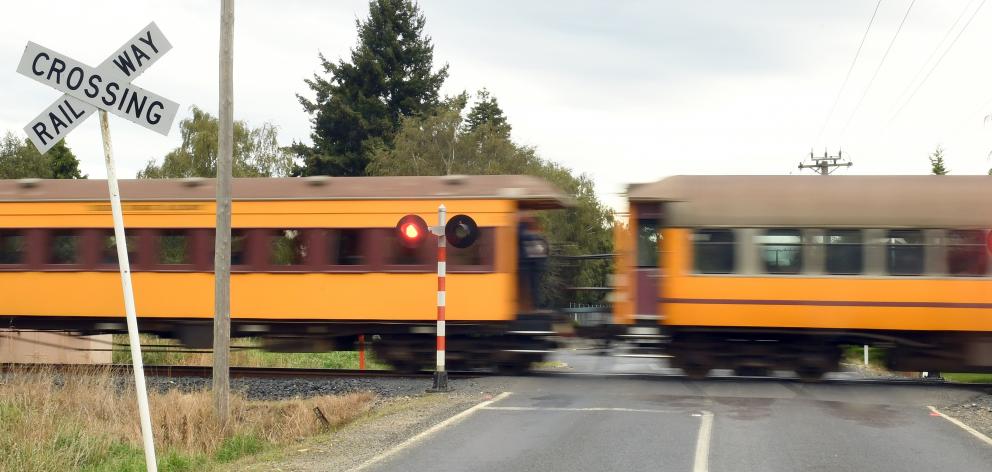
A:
[0,366,374,471]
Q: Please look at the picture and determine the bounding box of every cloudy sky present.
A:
[2,0,991,209]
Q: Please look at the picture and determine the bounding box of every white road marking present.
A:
[693,410,714,472]
[482,406,678,413]
[927,405,992,447]
[349,391,513,472]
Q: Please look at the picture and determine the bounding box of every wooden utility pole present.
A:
[798,149,852,175]
[213,0,234,425]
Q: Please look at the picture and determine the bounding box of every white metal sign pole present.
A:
[100,110,157,472]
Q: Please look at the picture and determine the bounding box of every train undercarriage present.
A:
[617,325,992,380]
[1,314,557,373]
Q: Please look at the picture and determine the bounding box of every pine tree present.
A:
[929,145,948,175]
[465,88,511,138]
[295,0,448,176]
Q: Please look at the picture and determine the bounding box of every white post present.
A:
[100,110,157,472]
[863,345,869,366]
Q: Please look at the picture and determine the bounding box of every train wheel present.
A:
[796,366,826,382]
[681,364,711,380]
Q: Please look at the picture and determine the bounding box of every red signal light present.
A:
[396,214,428,248]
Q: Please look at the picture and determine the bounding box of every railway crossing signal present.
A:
[396,214,429,248]
[15,22,178,472]
[445,214,479,249]
[397,208,479,392]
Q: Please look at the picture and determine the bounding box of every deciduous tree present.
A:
[138,106,293,178]
[0,132,85,179]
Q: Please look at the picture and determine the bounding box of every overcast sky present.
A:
[2,0,992,209]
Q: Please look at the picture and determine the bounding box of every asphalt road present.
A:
[362,350,992,472]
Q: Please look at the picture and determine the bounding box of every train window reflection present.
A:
[158,230,189,265]
[231,230,247,266]
[49,230,80,264]
[885,230,924,276]
[387,232,427,265]
[271,229,308,265]
[101,231,138,265]
[0,231,25,264]
[758,229,802,274]
[693,229,735,274]
[330,229,365,265]
[817,230,862,275]
[946,230,988,276]
[637,220,660,268]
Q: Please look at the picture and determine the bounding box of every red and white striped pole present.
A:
[429,203,450,392]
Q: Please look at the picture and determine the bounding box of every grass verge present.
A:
[943,373,992,383]
[113,334,390,370]
[0,366,374,471]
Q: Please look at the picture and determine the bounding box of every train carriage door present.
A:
[633,203,663,323]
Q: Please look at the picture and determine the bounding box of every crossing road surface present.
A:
[360,350,992,472]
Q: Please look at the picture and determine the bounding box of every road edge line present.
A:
[349,391,513,471]
[693,410,714,472]
[927,405,992,447]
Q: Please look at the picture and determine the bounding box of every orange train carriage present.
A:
[614,175,992,378]
[0,175,571,371]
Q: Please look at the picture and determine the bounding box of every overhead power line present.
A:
[887,0,988,126]
[888,0,976,112]
[815,0,884,144]
[839,0,916,137]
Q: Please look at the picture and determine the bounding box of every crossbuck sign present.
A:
[16,22,178,153]
[15,22,180,472]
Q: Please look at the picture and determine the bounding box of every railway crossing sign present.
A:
[16,22,178,153]
[15,22,178,472]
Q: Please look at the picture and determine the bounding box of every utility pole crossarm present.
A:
[798,149,853,175]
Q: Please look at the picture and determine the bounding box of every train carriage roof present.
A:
[0,175,572,209]
[628,175,992,228]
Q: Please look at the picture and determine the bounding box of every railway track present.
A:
[0,363,483,379]
[3,363,990,389]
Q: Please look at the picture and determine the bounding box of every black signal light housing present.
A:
[445,214,479,249]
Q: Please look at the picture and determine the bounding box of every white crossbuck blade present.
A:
[16,22,177,153]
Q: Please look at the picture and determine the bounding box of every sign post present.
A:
[428,204,450,392]
[17,22,178,472]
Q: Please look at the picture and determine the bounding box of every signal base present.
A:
[426,371,452,393]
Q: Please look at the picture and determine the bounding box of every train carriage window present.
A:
[886,230,924,276]
[329,229,365,266]
[449,228,494,269]
[0,231,25,264]
[637,220,660,268]
[693,229,735,274]
[946,230,988,276]
[818,230,863,275]
[101,231,138,265]
[758,229,802,274]
[231,230,247,266]
[158,230,190,265]
[385,231,430,267]
[49,230,80,264]
[271,229,308,265]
